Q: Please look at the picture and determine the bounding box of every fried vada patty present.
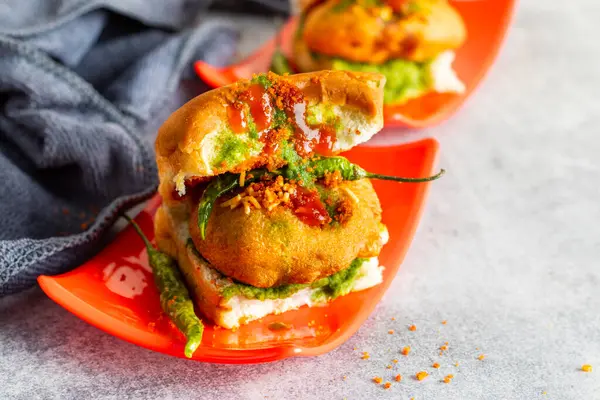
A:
[298,0,466,65]
[190,179,384,288]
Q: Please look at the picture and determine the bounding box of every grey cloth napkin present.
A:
[0,0,287,296]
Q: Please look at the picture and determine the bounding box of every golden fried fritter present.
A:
[190,179,384,288]
[299,0,466,64]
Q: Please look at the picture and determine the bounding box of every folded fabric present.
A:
[0,0,287,296]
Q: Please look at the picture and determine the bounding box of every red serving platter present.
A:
[38,138,439,364]
[195,0,516,128]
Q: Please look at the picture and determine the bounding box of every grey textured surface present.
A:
[1,2,600,399]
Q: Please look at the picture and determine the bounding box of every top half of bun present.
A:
[155,70,385,203]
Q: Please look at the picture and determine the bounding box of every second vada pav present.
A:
[154,70,443,329]
[293,0,467,105]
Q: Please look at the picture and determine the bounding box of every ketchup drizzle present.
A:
[290,186,331,227]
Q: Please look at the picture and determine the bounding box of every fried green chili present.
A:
[270,50,293,75]
[197,156,444,239]
[123,215,204,358]
[270,27,293,75]
[307,156,446,182]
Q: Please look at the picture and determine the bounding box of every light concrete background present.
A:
[2,1,599,399]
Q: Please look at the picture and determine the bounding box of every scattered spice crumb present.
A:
[416,371,429,381]
[409,325,417,331]
[373,376,383,384]
[478,354,485,361]
[440,345,448,351]
[388,329,395,334]
[582,364,593,372]
[443,374,454,384]
[455,362,460,367]
[361,352,370,360]
[401,346,411,356]
[383,382,391,389]
[395,374,402,382]
[432,362,440,369]
[268,321,291,331]
[442,320,447,325]
[445,342,449,345]
[391,317,396,321]
[392,359,398,364]
[342,376,347,381]
[386,365,392,369]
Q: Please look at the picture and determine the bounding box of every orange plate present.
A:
[38,139,439,364]
[195,0,516,128]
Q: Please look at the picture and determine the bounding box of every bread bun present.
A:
[155,71,385,203]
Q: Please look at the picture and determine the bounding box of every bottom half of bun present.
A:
[154,204,388,329]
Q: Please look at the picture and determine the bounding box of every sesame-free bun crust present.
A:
[155,71,384,203]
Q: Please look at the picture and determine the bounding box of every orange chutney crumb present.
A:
[582,364,593,372]
[386,365,392,369]
[440,345,448,351]
[391,317,396,321]
[383,382,392,389]
[401,346,411,356]
[392,359,399,364]
[443,374,454,384]
[361,352,370,360]
[416,371,429,381]
[478,354,485,361]
[409,325,417,331]
[395,374,402,382]
[455,362,460,367]
[388,329,395,334]
[432,363,440,369]
[373,376,383,384]
[442,320,447,325]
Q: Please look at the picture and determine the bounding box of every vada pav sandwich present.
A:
[293,0,467,105]
[152,70,443,331]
